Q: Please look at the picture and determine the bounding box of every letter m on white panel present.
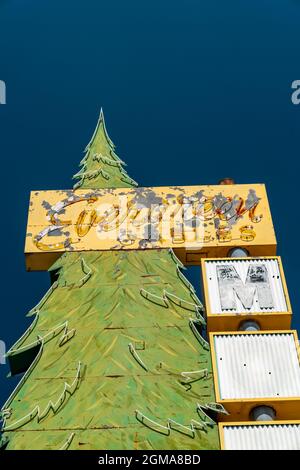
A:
[216,264,274,310]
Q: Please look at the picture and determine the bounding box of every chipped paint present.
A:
[25,184,276,270]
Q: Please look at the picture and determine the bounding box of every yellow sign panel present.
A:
[25,184,277,270]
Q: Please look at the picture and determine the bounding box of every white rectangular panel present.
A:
[205,258,287,314]
[214,333,300,399]
[223,423,300,450]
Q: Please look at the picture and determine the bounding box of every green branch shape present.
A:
[3,361,82,431]
[59,432,75,450]
[135,409,215,438]
[189,319,209,350]
[181,369,209,383]
[27,281,59,317]
[1,340,44,416]
[128,343,149,372]
[7,321,75,359]
[139,289,205,325]
[2,322,76,420]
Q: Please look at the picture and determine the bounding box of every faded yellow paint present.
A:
[25,184,277,270]
[201,256,292,333]
[210,330,300,422]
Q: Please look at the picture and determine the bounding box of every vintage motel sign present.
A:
[25,183,276,270]
[19,109,300,449]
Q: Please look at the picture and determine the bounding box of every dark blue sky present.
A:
[0,0,300,405]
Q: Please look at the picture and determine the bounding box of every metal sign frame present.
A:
[201,257,292,332]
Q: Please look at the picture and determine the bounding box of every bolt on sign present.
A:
[25,184,276,271]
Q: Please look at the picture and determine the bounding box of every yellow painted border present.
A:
[219,420,300,450]
[201,257,292,332]
[210,330,300,421]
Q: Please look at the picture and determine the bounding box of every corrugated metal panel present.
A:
[223,424,300,450]
[214,333,300,399]
[205,258,287,314]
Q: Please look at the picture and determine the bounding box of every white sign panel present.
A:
[223,423,300,450]
[214,333,300,399]
[204,258,287,314]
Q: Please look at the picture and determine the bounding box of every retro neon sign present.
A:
[25,184,276,270]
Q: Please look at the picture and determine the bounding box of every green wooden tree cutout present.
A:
[0,111,222,450]
[73,108,138,190]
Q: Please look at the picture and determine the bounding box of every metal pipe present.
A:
[239,320,261,331]
[251,406,276,421]
[227,247,249,258]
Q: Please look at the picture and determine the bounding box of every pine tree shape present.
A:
[73,109,138,189]
[0,111,222,450]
